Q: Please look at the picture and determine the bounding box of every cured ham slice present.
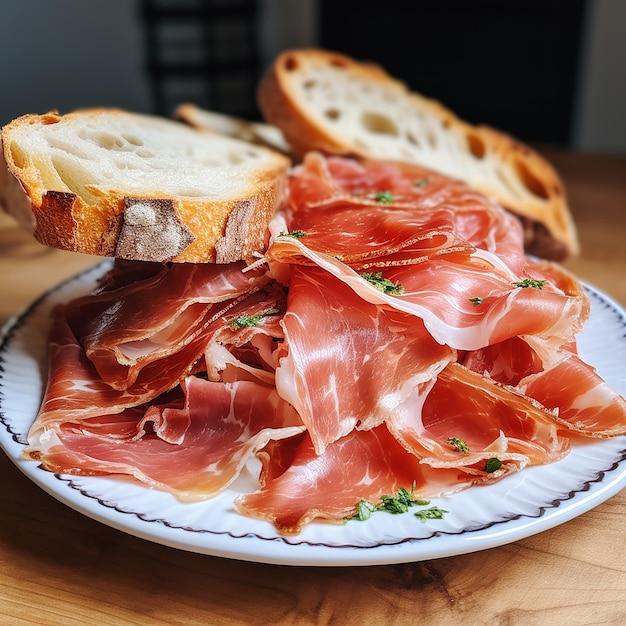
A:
[276,265,454,454]
[372,255,587,350]
[236,425,475,535]
[27,306,164,442]
[268,235,587,351]
[28,280,287,443]
[461,333,626,438]
[287,152,528,270]
[281,199,474,268]
[388,362,569,473]
[518,348,626,438]
[30,376,304,501]
[202,281,286,383]
[461,336,543,387]
[65,260,269,389]
[268,154,589,352]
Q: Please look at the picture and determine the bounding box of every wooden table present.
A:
[0,149,625,625]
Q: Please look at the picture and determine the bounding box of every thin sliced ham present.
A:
[268,236,587,351]
[518,348,626,438]
[287,152,528,270]
[276,265,454,454]
[267,154,588,352]
[461,336,543,386]
[31,377,304,501]
[27,306,162,441]
[388,362,569,473]
[28,282,287,442]
[461,333,626,438]
[236,425,476,535]
[65,260,269,389]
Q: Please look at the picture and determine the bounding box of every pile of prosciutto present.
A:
[25,153,626,535]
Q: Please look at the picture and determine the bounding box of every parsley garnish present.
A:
[414,178,429,187]
[414,506,449,523]
[278,230,307,239]
[447,437,470,453]
[469,296,484,305]
[230,308,280,330]
[374,190,394,204]
[484,457,503,473]
[346,483,447,524]
[512,278,546,290]
[379,487,429,515]
[360,271,405,295]
[355,499,378,521]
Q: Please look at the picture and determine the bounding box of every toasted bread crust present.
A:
[1,109,290,263]
[258,48,579,260]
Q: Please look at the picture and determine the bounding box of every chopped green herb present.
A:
[469,296,484,305]
[512,278,546,290]
[374,190,394,204]
[447,437,470,454]
[355,499,377,521]
[414,178,429,187]
[379,486,428,514]
[414,506,449,523]
[360,271,405,295]
[378,495,410,515]
[484,457,503,473]
[345,483,446,524]
[278,229,307,239]
[230,308,280,330]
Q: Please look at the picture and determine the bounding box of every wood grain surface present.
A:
[0,148,625,626]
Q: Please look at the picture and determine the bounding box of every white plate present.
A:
[1,260,625,566]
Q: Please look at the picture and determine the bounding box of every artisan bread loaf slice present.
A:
[1,109,290,263]
[175,103,291,155]
[258,48,578,261]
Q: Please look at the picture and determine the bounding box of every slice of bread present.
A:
[175,103,291,155]
[1,109,290,263]
[258,48,579,261]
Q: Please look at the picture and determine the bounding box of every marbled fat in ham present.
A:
[35,377,303,501]
[276,264,454,454]
[236,425,475,535]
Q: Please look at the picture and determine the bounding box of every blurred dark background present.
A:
[0,0,624,152]
[320,0,585,145]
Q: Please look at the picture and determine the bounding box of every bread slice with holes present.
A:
[175,103,291,155]
[258,48,578,261]
[1,109,290,263]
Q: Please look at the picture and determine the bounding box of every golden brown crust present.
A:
[259,48,579,261]
[462,124,576,261]
[27,185,289,264]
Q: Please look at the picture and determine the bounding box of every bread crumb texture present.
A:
[2,109,290,262]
